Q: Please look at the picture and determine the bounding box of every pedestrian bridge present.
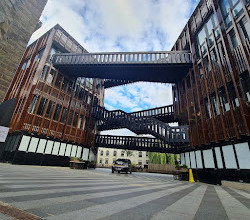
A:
[95,135,188,153]
[92,105,189,146]
[52,51,192,83]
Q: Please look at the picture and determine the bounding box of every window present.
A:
[28,95,39,114]
[146,160,150,164]
[197,28,206,46]
[37,98,48,116]
[240,72,250,102]
[47,46,62,63]
[53,104,62,121]
[67,110,74,125]
[219,87,230,112]
[113,159,116,164]
[40,65,50,81]
[106,150,109,156]
[146,152,149,157]
[60,107,68,123]
[99,159,102,164]
[232,1,243,17]
[105,159,108,164]
[77,115,84,129]
[121,151,125,157]
[100,150,103,156]
[138,152,142,157]
[47,69,56,85]
[204,98,212,119]
[239,16,250,39]
[228,29,238,49]
[113,151,117,156]
[210,93,220,116]
[228,82,239,108]
[206,17,213,35]
[138,161,142,165]
[46,101,55,118]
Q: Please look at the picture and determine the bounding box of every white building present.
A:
[97,147,150,167]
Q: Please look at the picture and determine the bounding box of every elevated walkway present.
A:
[52,51,192,83]
[95,135,184,153]
[92,105,189,145]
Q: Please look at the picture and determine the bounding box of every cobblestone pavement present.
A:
[0,163,249,220]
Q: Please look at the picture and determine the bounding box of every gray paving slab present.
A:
[194,186,228,220]
[150,185,207,220]
[224,187,250,209]
[26,183,182,218]
[215,186,250,220]
[47,184,194,220]
[0,164,249,220]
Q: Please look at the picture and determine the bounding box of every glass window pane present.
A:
[197,28,206,45]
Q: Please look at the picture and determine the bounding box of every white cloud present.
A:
[101,129,136,136]
[105,82,173,113]
[31,0,197,52]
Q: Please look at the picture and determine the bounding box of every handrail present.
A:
[95,135,188,152]
[92,105,189,144]
[53,50,192,65]
[129,105,174,118]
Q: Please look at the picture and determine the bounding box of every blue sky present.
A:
[31,0,198,136]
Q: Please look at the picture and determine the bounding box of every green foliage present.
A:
[175,164,188,169]
[70,157,84,162]
[125,150,133,157]
[148,152,176,165]
[175,164,180,169]
[132,162,137,171]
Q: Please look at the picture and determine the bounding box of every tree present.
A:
[125,150,133,157]
[148,152,176,165]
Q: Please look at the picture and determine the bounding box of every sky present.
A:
[30,0,198,136]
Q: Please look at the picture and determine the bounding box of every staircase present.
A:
[92,105,189,145]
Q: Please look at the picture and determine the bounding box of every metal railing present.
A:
[130,105,174,118]
[92,105,189,144]
[53,51,192,65]
[95,135,180,153]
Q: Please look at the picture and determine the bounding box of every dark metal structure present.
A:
[95,135,186,153]
[53,51,192,83]
[92,105,189,145]
[103,79,135,88]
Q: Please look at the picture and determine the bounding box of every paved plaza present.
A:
[0,164,249,220]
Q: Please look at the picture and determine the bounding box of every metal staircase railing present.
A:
[92,106,189,145]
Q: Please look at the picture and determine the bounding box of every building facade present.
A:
[172,0,249,182]
[0,0,47,102]
[1,25,104,166]
[97,147,150,167]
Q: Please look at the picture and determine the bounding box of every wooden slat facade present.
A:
[4,25,104,148]
[172,0,250,148]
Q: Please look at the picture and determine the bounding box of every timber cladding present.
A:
[0,0,47,103]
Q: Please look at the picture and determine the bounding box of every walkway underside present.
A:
[53,64,191,83]
[53,51,192,83]
[95,135,188,153]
